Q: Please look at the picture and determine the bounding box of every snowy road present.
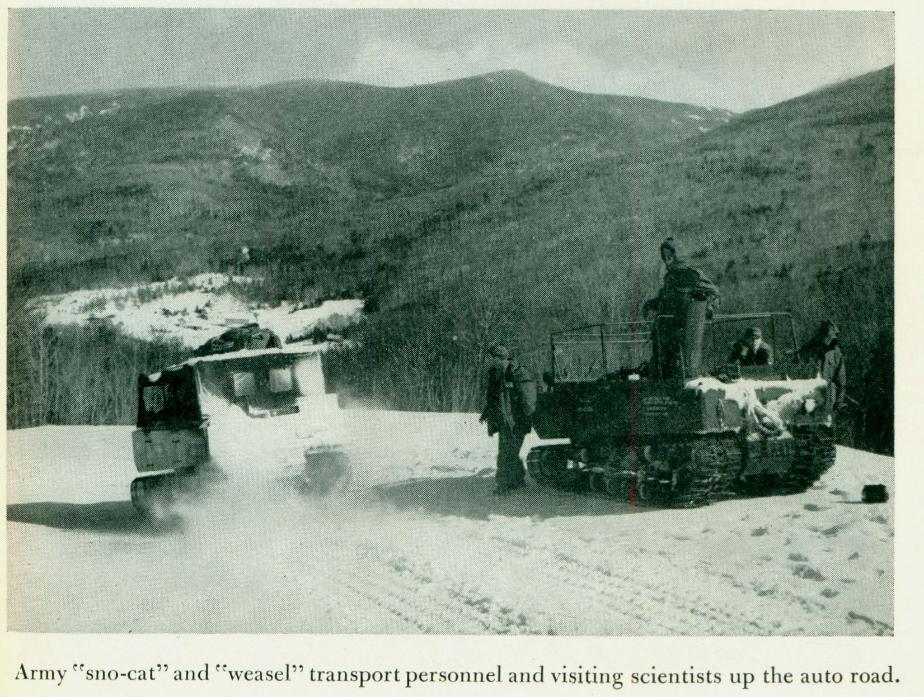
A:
[7,411,893,635]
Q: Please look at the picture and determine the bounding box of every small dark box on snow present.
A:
[862,484,889,503]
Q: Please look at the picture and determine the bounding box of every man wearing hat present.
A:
[479,344,537,495]
[642,237,721,376]
[800,321,847,412]
[643,237,721,319]
[728,326,774,366]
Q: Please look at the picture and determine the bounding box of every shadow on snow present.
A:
[7,501,182,535]
[368,473,656,521]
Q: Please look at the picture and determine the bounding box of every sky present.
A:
[7,9,895,112]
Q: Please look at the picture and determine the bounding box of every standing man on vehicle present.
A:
[480,344,537,495]
[642,237,721,377]
[800,321,847,413]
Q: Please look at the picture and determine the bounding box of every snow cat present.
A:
[130,325,348,516]
[527,301,836,507]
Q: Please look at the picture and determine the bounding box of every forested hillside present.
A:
[7,67,893,452]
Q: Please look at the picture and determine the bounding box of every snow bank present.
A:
[7,426,136,505]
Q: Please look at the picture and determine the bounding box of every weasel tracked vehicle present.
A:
[528,305,836,508]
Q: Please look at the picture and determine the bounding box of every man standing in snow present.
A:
[643,237,721,377]
[800,321,847,413]
[480,344,537,495]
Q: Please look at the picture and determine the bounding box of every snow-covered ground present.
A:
[7,409,893,635]
[35,273,363,346]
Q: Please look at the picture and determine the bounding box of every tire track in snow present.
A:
[449,526,717,634]
[490,527,851,635]
[274,536,426,634]
[282,530,435,633]
[355,544,540,634]
[478,530,768,635]
[482,532,683,633]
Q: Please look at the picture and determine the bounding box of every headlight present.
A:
[804,398,816,414]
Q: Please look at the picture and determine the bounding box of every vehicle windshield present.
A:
[138,368,201,427]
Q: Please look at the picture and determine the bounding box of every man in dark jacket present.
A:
[643,237,721,377]
[728,326,774,366]
[643,237,721,319]
[800,321,847,412]
[480,344,537,495]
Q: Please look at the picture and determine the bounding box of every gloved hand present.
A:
[705,294,720,319]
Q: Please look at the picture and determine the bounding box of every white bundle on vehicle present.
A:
[686,376,827,439]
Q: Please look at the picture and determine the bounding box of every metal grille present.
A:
[551,322,654,382]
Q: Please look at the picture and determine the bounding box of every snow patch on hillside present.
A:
[65,105,91,123]
[36,274,363,347]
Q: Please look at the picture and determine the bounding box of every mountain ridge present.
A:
[7,65,894,452]
[7,67,735,275]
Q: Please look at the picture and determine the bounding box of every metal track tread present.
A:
[527,436,743,508]
[788,427,837,493]
[526,445,583,492]
[665,436,742,508]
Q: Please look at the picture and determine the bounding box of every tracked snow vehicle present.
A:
[528,306,836,507]
[130,328,348,516]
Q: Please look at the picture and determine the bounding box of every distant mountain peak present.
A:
[429,69,550,91]
[479,69,538,82]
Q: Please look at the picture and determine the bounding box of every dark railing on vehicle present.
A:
[550,321,654,382]
[550,312,800,383]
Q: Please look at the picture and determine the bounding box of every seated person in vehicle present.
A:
[728,326,774,366]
